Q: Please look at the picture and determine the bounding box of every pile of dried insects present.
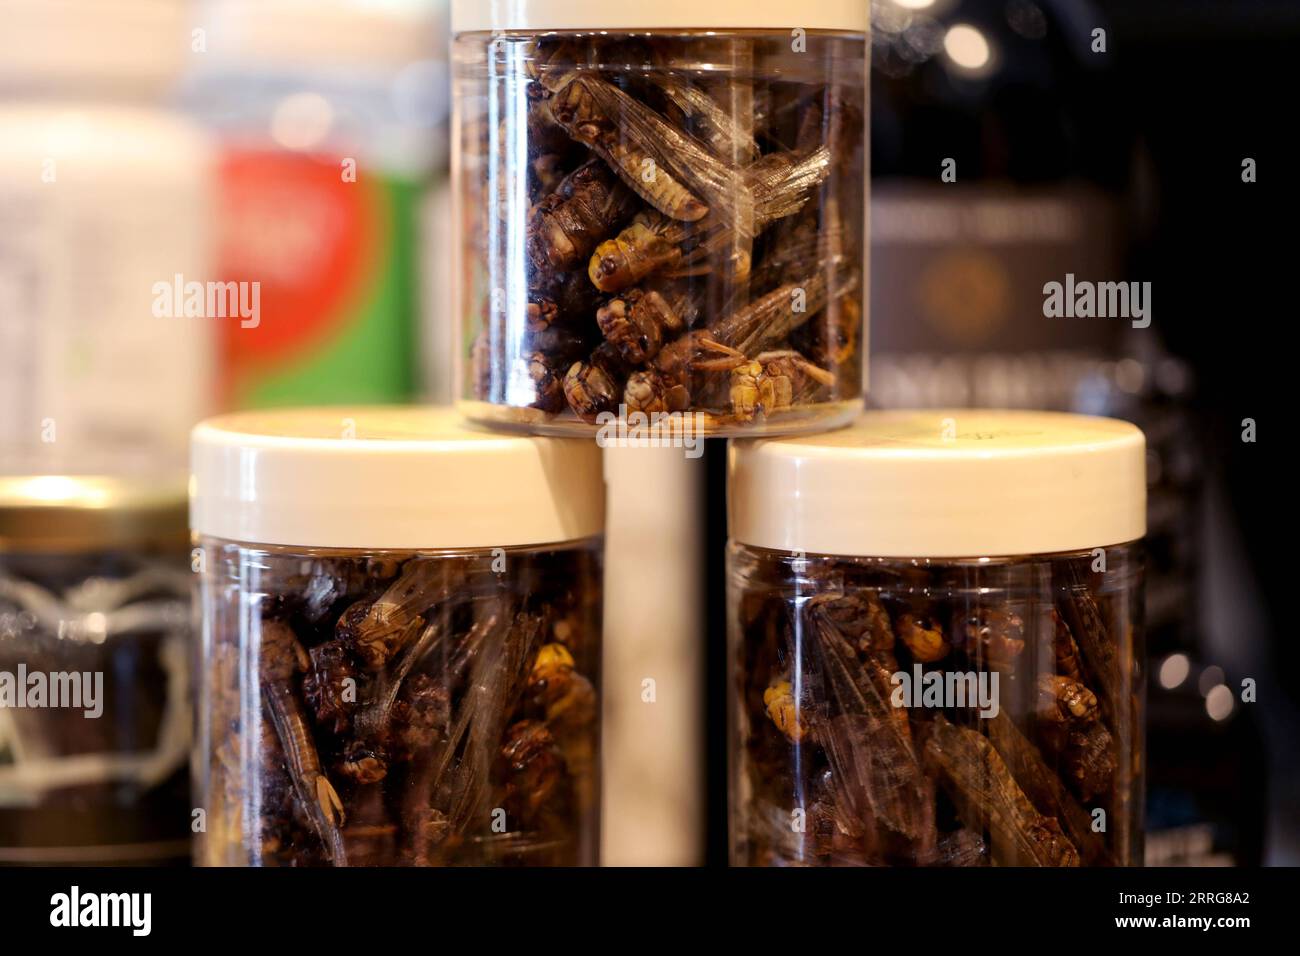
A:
[200,544,601,866]
[458,32,865,433]
[731,548,1142,866]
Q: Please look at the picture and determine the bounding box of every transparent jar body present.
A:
[728,542,1144,866]
[0,546,192,864]
[453,30,866,436]
[196,537,602,866]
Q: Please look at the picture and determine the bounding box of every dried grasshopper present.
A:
[926,715,1080,867]
[623,263,857,415]
[988,712,1111,865]
[588,146,831,292]
[259,619,347,865]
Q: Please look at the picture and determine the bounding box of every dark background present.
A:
[705,0,1297,866]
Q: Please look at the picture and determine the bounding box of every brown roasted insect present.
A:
[588,147,831,292]
[988,711,1111,865]
[596,282,698,364]
[526,642,598,812]
[960,607,1026,673]
[896,612,950,664]
[1056,571,1121,724]
[925,715,1079,867]
[522,327,587,413]
[337,559,458,670]
[527,270,601,333]
[730,349,835,422]
[1052,610,1084,683]
[563,341,630,421]
[302,639,357,735]
[259,619,347,865]
[1037,674,1100,725]
[806,592,936,859]
[1039,720,1117,803]
[762,678,809,744]
[498,719,571,830]
[623,266,856,416]
[550,74,731,222]
[526,159,639,271]
[336,741,387,785]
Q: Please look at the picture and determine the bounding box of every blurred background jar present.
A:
[0,0,216,474]
[0,471,192,865]
[180,0,450,408]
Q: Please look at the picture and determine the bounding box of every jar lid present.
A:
[729,410,1146,558]
[451,0,868,34]
[0,475,189,553]
[190,407,605,549]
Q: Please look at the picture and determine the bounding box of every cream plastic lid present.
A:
[451,0,868,34]
[191,408,605,549]
[729,410,1146,558]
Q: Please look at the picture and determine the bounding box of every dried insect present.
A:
[596,282,698,364]
[498,719,571,829]
[259,619,347,865]
[588,147,830,292]
[623,266,856,416]
[1052,610,1084,683]
[526,159,639,271]
[762,678,809,743]
[563,341,630,421]
[549,74,753,223]
[988,712,1111,865]
[730,349,834,421]
[896,612,950,664]
[1037,674,1100,725]
[960,607,1027,673]
[807,592,936,857]
[1039,720,1117,803]
[925,715,1079,867]
[302,639,357,735]
[336,741,388,785]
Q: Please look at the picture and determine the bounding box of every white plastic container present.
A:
[190,407,605,866]
[728,410,1147,866]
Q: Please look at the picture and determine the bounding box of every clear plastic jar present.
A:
[0,475,192,864]
[190,409,605,866]
[727,411,1147,866]
[451,2,868,436]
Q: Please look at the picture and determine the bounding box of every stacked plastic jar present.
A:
[190,409,605,866]
[727,411,1146,866]
[451,1,869,435]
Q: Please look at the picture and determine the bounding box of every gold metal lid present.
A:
[0,475,189,553]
